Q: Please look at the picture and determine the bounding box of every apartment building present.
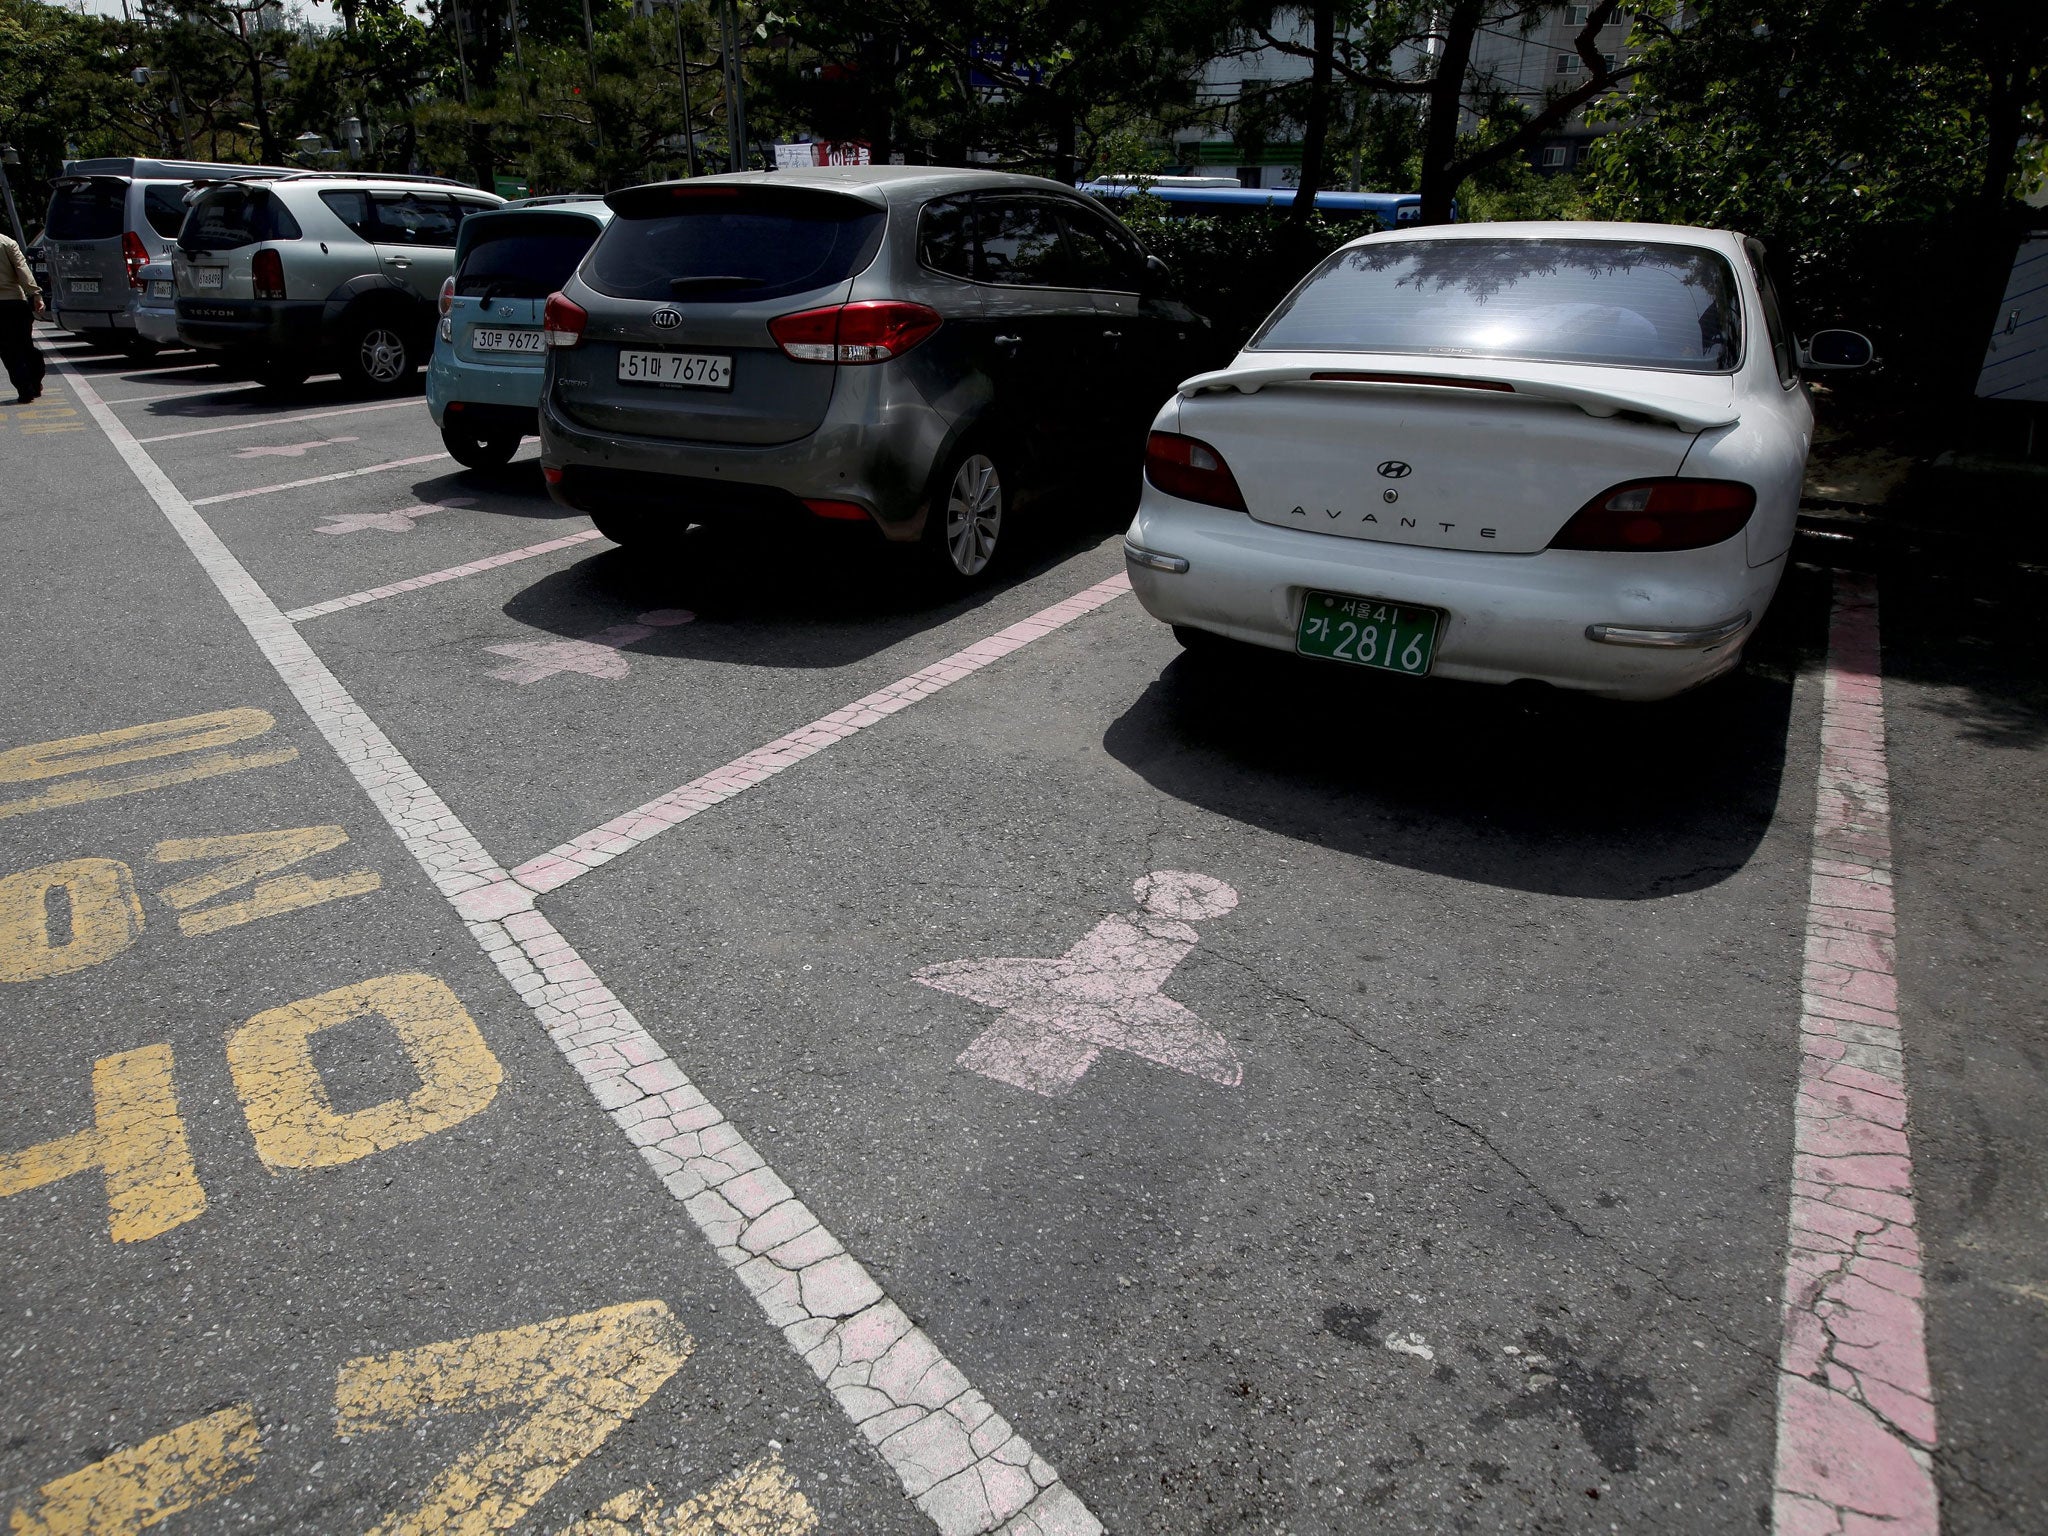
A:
[1464,2,1638,173]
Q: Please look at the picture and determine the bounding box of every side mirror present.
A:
[1142,253,1171,297]
[1797,329,1874,371]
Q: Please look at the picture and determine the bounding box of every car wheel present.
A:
[440,423,522,470]
[342,317,415,395]
[925,444,1005,585]
[1171,625,1233,655]
[121,339,161,361]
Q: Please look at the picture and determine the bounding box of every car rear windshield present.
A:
[143,184,191,237]
[456,213,601,298]
[1253,237,1744,373]
[180,185,303,251]
[584,186,885,303]
[46,180,127,241]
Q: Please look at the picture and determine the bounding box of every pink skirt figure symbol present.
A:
[915,871,1244,1097]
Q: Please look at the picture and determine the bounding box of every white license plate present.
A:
[150,281,175,298]
[472,327,544,355]
[617,350,733,389]
[69,278,100,294]
[195,268,225,290]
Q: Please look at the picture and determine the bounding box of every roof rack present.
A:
[266,170,480,189]
[501,193,608,207]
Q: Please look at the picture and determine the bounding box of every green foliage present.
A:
[1111,193,1378,348]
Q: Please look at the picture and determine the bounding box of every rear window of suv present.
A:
[585,186,885,303]
[456,213,602,298]
[46,180,126,241]
[180,185,303,251]
[1253,237,1743,373]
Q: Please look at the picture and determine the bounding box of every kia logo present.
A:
[1377,460,1413,480]
[651,308,682,330]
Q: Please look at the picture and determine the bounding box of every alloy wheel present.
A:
[359,327,408,384]
[944,453,1003,577]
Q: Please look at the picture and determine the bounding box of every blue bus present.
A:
[1076,179,1432,225]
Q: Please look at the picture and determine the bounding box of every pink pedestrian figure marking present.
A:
[317,496,475,535]
[484,609,694,684]
[917,871,1244,1097]
[234,434,362,459]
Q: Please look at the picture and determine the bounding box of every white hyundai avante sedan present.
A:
[1123,222,1870,700]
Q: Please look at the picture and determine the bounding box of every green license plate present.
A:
[1295,590,1441,676]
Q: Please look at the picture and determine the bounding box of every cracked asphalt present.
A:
[1,335,2041,1535]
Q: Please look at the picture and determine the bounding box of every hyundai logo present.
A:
[651,308,682,330]
[1377,460,1413,480]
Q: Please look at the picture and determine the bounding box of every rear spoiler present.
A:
[1177,364,1739,434]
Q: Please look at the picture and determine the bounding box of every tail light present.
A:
[1144,430,1247,512]
[122,230,149,289]
[1549,479,1757,552]
[439,276,455,316]
[768,301,942,364]
[543,291,588,348]
[251,248,286,301]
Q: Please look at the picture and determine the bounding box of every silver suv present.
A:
[539,166,1217,582]
[173,172,502,392]
[43,157,288,356]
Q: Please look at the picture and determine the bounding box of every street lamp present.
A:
[340,117,364,164]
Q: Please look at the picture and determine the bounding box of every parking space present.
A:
[5,332,2043,1535]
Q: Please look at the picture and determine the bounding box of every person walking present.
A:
[1,230,48,404]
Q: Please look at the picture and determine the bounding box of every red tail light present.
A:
[768,301,942,364]
[1550,479,1757,552]
[122,230,149,289]
[1145,431,1247,512]
[439,276,455,316]
[251,248,286,301]
[543,291,588,348]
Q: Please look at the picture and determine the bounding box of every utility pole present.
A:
[718,0,746,172]
[669,0,699,178]
[450,0,472,108]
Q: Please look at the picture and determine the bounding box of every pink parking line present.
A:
[504,571,1133,897]
[138,398,419,443]
[1772,573,1938,1536]
[189,451,452,506]
[283,528,607,622]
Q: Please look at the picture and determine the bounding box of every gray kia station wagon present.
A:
[539,166,1215,583]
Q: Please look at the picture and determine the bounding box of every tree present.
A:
[1230,0,1666,222]
[1585,0,2045,396]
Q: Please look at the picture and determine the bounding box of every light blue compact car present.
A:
[426,194,612,468]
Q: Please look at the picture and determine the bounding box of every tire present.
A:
[440,423,522,470]
[120,339,162,361]
[340,313,417,395]
[589,509,685,552]
[923,442,1006,586]
[253,359,310,393]
[1172,624,1232,655]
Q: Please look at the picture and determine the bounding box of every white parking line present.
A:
[284,529,607,622]
[58,357,1104,1536]
[138,398,420,444]
[190,451,454,506]
[103,383,269,406]
[507,573,1132,898]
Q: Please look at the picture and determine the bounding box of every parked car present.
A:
[427,195,613,468]
[43,157,288,355]
[1122,221,1872,700]
[173,172,503,393]
[129,261,180,349]
[539,165,1217,581]
[26,232,50,302]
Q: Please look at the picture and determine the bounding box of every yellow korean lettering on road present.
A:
[558,1454,818,1536]
[0,857,145,982]
[0,707,298,822]
[0,1044,205,1241]
[154,825,381,936]
[336,1300,696,1536]
[8,1404,261,1535]
[227,972,502,1171]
